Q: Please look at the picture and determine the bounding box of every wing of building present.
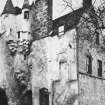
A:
[0,0,105,105]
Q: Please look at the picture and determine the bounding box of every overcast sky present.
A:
[53,0,105,19]
[0,0,104,19]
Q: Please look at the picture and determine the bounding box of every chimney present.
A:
[83,0,92,8]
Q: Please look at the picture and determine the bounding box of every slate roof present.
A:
[53,7,85,34]
[2,0,16,15]
[2,0,21,15]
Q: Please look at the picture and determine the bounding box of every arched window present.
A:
[39,88,49,105]
[97,60,102,77]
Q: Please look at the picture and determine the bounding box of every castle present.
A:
[0,0,105,105]
[0,0,77,105]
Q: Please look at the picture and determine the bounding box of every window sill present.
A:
[79,72,105,80]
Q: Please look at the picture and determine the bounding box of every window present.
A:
[58,25,64,36]
[96,31,99,45]
[18,31,20,39]
[98,60,102,77]
[24,11,29,19]
[86,55,92,74]
[39,88,49,105]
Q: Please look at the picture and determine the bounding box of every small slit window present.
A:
[58,25,64,36]
[18,31,20,39]
[24,11,29,19]
[96,31,99,45]
[39,88,49,105]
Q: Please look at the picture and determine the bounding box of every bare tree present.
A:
[61,0,105,50]
[62,0,74,11]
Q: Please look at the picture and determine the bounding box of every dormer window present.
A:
[18,31,20,39]
[58,25,64,36]
[24,11,29,19]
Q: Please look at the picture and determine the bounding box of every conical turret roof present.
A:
[22,0,30,10]
[2,0,16,15]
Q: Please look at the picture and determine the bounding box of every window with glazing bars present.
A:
[86,55,92,74]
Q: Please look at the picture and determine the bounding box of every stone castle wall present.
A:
[78,38,105,105]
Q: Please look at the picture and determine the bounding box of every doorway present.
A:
[21,90,32,105]
[39,88,49,105]
[0,88,8,105]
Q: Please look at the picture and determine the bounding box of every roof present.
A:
[22,0,30,10]
[14,6,22,15]
[2,0,21,15]
[2,0,16,15]
[53,7,85,33]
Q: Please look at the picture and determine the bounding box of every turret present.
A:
[22,0,30,19]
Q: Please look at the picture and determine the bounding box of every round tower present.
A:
[22,0,30,20]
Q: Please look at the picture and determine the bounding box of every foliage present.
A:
[77,9,97,42]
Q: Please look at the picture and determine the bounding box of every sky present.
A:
[53,0,83,19]
[53,0,105,19]
[0,0,104,19]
